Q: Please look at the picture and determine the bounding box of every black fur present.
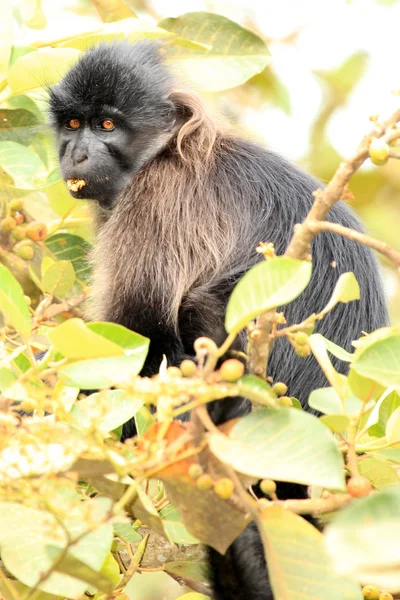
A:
[49,41,389,600]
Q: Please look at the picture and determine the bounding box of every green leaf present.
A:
[58,355,148,389]
[367,389,400,437]
[51,551,115,594]
[0,499,113,597]
[134,406,155,436]
[322,272,360,314]
[259,506,362,600]
[225,257,312,335]
[0,108,38,145]
[309,334,347,398]
[309,387,343,414]
[0,366,16,392]
[113,521,142,543]
[49,318,124,359]
[237,374,276,405]
[92,0,136,21]
[371,448,400,463]
[386,406,400,443]
[160,12,271,92]
[325,485,400,589]
[209,408,345,489]
[57,19,172,51]
[164,561,209,587]
[358,457,399,490]
[42,260,76,296]
[45,233,92,282]
[52,381,79,413]
[352,330,400,390]
[70,389,143,432]
[45,176,80,217]
[8,48,81,95]
[0,264,31,338]
[317,335,354,362]
[87,322,148,355]
[9,46,37,68]
[159,505,200,544]
[0,580,60,600]
[55,324,150,389]
[319,414,350,433]
[99,552,120,587]
[309,387,362,416]
[0,141,46,189]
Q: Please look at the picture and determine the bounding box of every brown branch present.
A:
[41,294,87,320]
[267,492,352,515]
[285,108,400,261]
[247,310,276,379]
[305,220,400,275]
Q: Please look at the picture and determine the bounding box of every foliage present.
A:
[0,3,400,600]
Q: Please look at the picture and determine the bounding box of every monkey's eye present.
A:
[66,119,81,130]
[99,119,116,131]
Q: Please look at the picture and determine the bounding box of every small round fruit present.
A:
[13,211,24,225]
[196,474,213,491]
[23,295,31,306]
[1,216,17,232]
[9,198,23,211]
[189,463,203,479]
[25,221,48,241]
[260,479,277,496]
[272,382,288,397]
[295,345,311,358]
[180,359,197,377]
[167,366,182,378]
[214,477,235,500]
[379,593,393,600]
[369,138,390,166]
[279,396,293,407]
[362,586,380,600]
[16,245,34,260]
[220,359,245,382]
[347,476,372,498]
[294,332,308,346]
[11,226,26,241]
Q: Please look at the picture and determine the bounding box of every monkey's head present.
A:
[49,41,176,208]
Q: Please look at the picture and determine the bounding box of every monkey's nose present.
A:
[72,153,88,165]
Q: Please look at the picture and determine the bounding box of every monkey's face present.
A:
[53,113,169,208]
[49,42,177,209]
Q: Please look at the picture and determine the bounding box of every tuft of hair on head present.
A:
[170,89,223,173]
[48,40,175,129]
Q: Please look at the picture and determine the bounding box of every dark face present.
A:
[54,111,172,209]
[49,41,177,208]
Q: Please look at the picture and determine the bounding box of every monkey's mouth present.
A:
[67,178,87,193]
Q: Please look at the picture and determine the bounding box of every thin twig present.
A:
[285,108,400,261]
[305,220,400,276]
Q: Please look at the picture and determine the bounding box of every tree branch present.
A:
[285,108,400,261]
[305,220,400,275]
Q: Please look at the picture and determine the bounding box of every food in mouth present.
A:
[67,179,86,192]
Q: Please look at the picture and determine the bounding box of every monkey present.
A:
[48,41,389,600]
